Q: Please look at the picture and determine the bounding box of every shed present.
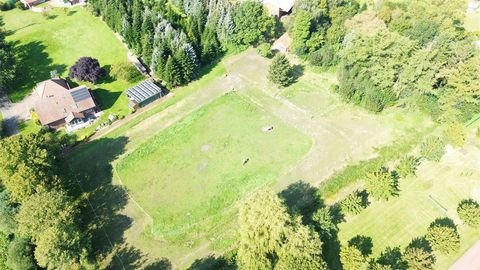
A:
[126,79,165,110]
[272,33,292,53]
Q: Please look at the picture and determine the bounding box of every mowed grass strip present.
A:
[338,157,480,269]
[116,92,312,242]
[2,8,133,117]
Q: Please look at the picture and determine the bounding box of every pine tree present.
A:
[268,54,294,87]
[163,55,183,87]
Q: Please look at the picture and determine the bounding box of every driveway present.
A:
[0,89,39,136]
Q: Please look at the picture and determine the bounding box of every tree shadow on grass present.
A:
[9,41,67,101]
[107,245,172,270]
[92,88,122,111]
[187,254,237,270]
[348,235,373,257]
[278,181,342,269]
[279,181,325,221]
[376,246,407,270]
[67,137,136,263]
[67,10,77,16]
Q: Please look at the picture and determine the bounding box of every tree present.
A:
[69,57,106,83]
[312,207,337,237]
[366,167,397,201]
[6,237,36,270]
[268,54,294,87]
[0,191,17,234]
[420,137,445,162]
[395,156,419,178]
[163,55,183,88]
[237,189,289,270]
[276,223,328,270]
[340,244,366,270]
[340,192,366,215]
[457,199,480,227]
[233,1,275,46]
[17,190,88,269]
[0,134,61,203]
[0,27,16,89]
[425,219,460,254]
[402,247,435,270]
[291,10,313,55]
[237,189,327,269]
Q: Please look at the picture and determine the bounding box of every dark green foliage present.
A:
[0,191,17,235]
[425,218,460,254]
[268,54,294,87]
[163,55,183,88]
[366,167,398,201]
[340,191,367,215]
[309,45,339,68]
[6,237,36,270]
[0,25,16,89]
[402,20,438,47]
[375,247,407,270]
[312,207,337,237]
[232,1,275,46]
[396,156,419,179]
[457,199,480,227]
[420,137,445,162]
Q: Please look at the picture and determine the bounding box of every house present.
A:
[20,0,45,8]
[272,32,292,53]
[262,0,295,17]
[34,79,98,131]
[126,79,165,110]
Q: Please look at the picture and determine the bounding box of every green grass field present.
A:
[2,7,135,118]
[338,148,480,269]
[116,92,312,244]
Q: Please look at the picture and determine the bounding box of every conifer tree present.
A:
[268,54,294,87]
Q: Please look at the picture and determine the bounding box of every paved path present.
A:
[0,89,39,136]
[0,89,18,136]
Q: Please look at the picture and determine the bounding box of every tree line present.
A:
[290,0,479,124]
[88,0,276,88]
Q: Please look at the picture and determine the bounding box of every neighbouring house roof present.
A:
[450,241,480,270]
[34,79,96,126]
[21,0,40,4]
[272,32,292,52]
[126,79,164,104]
[262,0,295,13]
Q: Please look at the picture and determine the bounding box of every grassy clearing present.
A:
[338,146,480,269]
[2,7,135,123]
[116,92,312,245]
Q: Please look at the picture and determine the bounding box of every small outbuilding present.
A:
[20,0,45,8]
[126,79,165,110]
[272,33,292,53]
[262,0,295,17]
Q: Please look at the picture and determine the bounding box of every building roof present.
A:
[263,0,295,12]
[34,79,96,125]
[450,241,480,270]
[126,79,164,104]
[21,0,40,4]
[272,32,292,51]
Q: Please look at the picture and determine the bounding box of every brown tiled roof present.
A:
[34,79,96,126]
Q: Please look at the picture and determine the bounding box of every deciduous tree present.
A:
[69,57,106,83]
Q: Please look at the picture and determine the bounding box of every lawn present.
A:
[2,7,135,122]
[337,145,480,269]
[116,92,312,245]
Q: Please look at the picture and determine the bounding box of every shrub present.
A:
[257,43,273,58]
[340,244,366,270]
[340,191,367,215]
[420,137,445,162]
[0,0,14,11]
[396,156,419,178]
[268,54,294,87]
[443,122,466,147]
[309,45,339,68]
[111,62,143,83]
[457,199,480,227]
[15,0,27,10]
[366,167,398,201]
[425,218,460,254]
